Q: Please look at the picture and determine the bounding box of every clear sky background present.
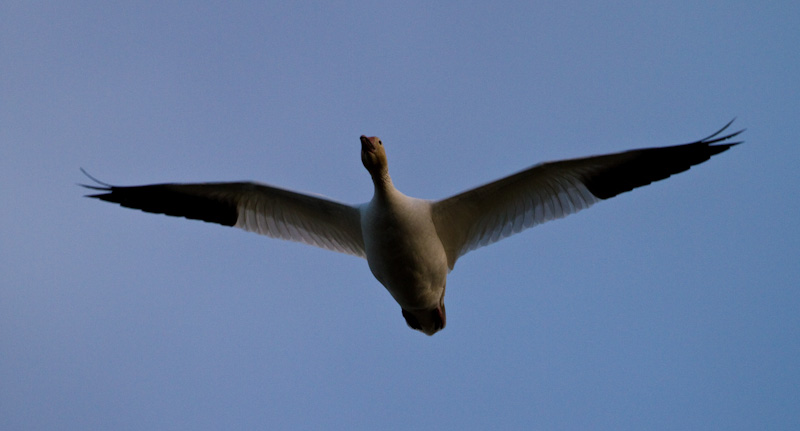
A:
[2,2,798,430]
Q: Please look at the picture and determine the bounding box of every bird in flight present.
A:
[82,121,742,335]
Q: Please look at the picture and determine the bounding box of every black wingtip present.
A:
[79,168,113,187]
[690,119,744,158]
[697,118,745,147]
[581,120,744,200]
[78,168,115,198]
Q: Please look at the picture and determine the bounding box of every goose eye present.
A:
[378,140,383,146]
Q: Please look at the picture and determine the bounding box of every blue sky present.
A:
[2,2,798,430]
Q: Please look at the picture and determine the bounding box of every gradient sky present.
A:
[2,2,798,430]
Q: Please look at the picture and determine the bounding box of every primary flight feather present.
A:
[83,121,742,335]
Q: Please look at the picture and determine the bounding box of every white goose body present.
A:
[362,193,446,307]
[360,161,449,333]
[83,123,742,335]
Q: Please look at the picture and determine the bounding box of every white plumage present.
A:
[83,121,741,335]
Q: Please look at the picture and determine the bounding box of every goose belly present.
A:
[362,203,448,309]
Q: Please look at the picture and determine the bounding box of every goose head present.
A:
[360,135,388,179]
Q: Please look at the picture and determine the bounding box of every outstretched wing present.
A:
[431,121,742,269]
[82,174,366,258]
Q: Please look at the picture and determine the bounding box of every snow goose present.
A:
[82,121,742,335]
